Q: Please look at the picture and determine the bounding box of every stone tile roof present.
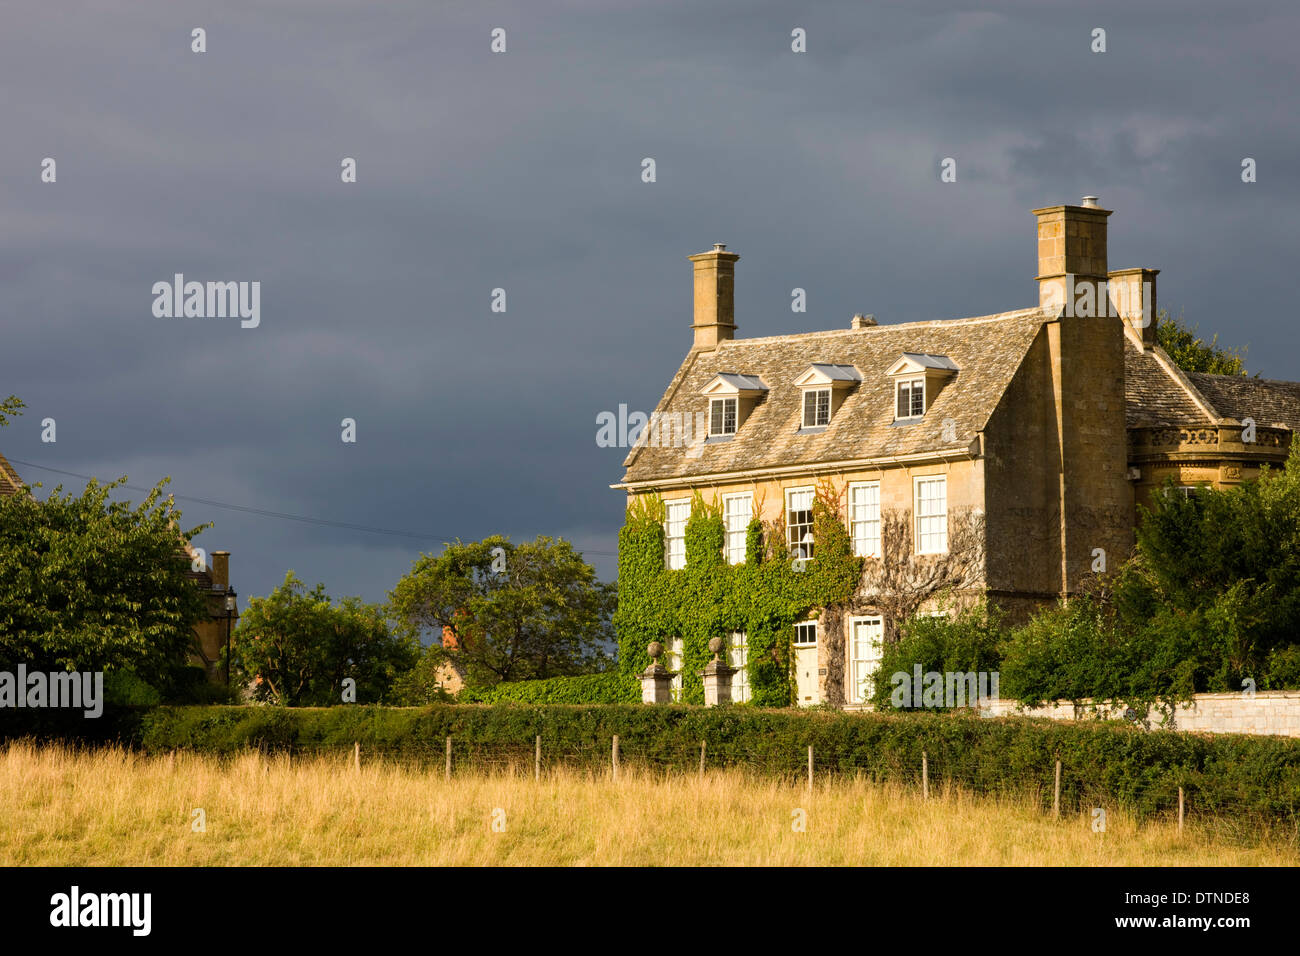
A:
[620,308,1048,484]
[1183,372,1300,429]
[0,452,22,497]
[1123,341,1217,427]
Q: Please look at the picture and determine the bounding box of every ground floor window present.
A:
[667,636,684,702]
[728,631,749,703]
[847,616,884,705]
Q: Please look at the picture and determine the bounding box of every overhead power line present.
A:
[3,458,618,556]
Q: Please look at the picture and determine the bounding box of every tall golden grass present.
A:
[1,741,1293,866]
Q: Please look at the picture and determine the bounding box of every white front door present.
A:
[847,616,884,705]
[793,620,819,706]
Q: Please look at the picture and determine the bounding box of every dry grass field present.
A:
[1,741,1294,866]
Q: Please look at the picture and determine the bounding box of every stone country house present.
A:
[0,452,238,681]
[613,198,1300,708]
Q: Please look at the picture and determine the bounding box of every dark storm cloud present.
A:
[2,0,1296,605]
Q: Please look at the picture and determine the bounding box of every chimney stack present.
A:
[1107,267,1159,348]
[212,551,230,591]
[688,243,739,350]
[851,313,877,329]
[1032,198,1111,315]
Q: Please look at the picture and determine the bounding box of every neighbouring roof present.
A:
[0,452,22,497]
[1184,372,1300,429]
[1123,340,1217,427]
[620,308,1047,484]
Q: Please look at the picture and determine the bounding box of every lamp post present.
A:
[224,591,237,687]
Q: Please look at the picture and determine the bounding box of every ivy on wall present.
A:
[614,489,862,707]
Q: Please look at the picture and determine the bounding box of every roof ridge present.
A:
[715,307,1047,347]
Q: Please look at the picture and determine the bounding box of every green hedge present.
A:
[458,672,638,705]
[124,703,1300,823]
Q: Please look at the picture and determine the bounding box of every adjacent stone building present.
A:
[613,198,1300,707]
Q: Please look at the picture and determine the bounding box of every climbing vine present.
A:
[614,490,862,706]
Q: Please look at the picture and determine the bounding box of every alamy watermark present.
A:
[596,404,708,458]
[0,666,103,718]
[152,274,260,328]
[889,666,999,709]
[1054,274,1154,325]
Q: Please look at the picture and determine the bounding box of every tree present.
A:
[0,394,23,428]
[1155,310,1250,376]
[229,571,418,706]
[853,507,986,645]
[1113,444,1300,690]
[389,535,615,688]
[0,476,208,688]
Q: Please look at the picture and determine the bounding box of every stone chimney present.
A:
[1033,197,1111,315]
[688,243,739,350]
[1107,267,1159,349]
[1031,198,1132,597]
[851,313,877,329]
[211,550,230,590]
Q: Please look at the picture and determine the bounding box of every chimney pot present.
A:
[1081,195,1100,208]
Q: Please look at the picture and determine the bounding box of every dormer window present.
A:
[802,389,831,427]
[886,353,958,422]
[710,397,738,436]
[701,373,768,439]
[896,378,925,419]
[793,364,861,431]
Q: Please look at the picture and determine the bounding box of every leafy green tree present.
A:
[1155,310,1249,376]
[0,476,208,687]
[1114,445,1300,690]
[0,394,24,428]
[389,535,615,688]
[229,571,418,706]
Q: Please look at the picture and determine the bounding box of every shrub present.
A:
[126,703,1300,823]
[870,604,1004,711]
[460,671,637,704]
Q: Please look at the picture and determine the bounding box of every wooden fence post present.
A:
[445,736,451,780]
[1053,760,1062,818]
[807,745,813,793]
[612,735,620,780]
[1178,787,1185,834]
[535,735,541,781]
[922,750,929,800]
[353,741,360,772]
[699,740,706,779]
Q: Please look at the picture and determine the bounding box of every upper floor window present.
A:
[709,397,738,437]
[914,476,948,554]
[723,494,752,565]
[665,499,690,570]
[896,378,925,420]
[786,488,815,560]
[849,482,881,558]
[802,388,831,428]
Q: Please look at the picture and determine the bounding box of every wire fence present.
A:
[248,734,1299,848]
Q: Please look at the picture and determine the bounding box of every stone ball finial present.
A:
[647,641,664,661]
[708,636,723,660]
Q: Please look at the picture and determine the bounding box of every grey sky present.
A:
[2,0,1296,608]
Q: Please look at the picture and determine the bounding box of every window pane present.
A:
[802,391,816,428]
[665,500,690,569]
[710,401,723,435]
[910,379,924,417]
[850,483,881,557]
[786,489,815,558]
[914,478,947,553]
[724,495,752,565]
[896,382,909,419]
